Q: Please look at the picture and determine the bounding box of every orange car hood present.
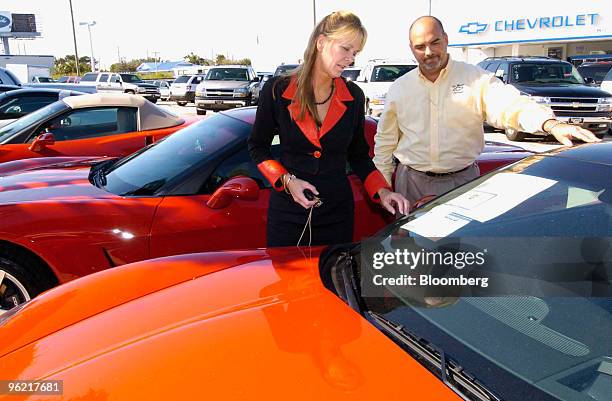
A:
[0,248,459,400]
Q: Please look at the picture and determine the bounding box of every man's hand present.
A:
[544,120,602,147]
[378,188,410,215]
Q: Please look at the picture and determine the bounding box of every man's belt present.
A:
[420,164,471,177]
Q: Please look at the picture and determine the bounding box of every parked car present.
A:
[354,59,417,116]
[147,79,171,101]
[194,65,259,115]
[169,74,205,106]
[57,76,81,83]
[577,61,612,86]
[274,63,300,76]
[478,56,612,140]
[0,66,22,86]
[0,93,197,165]
[30,76,56,83]
[79,72,161,103]
[0,88,84,128]
[1,142,608,401]
[341,66,362,81]
[0,84,20,94]
[253,71,273,105]
[602,67,612,95]
[0,106,531,308]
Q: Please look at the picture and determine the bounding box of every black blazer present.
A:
[248,75,387,199]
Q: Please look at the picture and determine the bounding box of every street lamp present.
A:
[68,0,80,76]
[79,21,96,72]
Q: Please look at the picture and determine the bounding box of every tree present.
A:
[54,55,91,75]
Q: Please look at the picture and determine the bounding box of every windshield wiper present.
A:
[368,311,500,401]
[88,159,116,188]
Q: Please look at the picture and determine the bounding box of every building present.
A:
[444,2,611,64]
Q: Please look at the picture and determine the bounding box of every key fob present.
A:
[303,189,316,201]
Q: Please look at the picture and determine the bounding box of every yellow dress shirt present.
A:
[373,56,555,184]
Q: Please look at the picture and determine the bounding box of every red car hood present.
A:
[0,248,459,400]
[0,157,114,203]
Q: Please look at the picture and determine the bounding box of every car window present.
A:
[80,73,97,82]
[99,73,109,83]
[206,68,249,81]
[485,61,500,72]
[101,114,248,196]
[173,75,191,84]
[36,107,138,142]
[0,95,58,117]
[341,69,361,81]
[201,142,281,194]
[510,63,583,84]
[371,65,416,82]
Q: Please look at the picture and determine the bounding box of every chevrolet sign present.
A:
[459,22,488,35]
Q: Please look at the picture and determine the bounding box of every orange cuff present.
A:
[257,160,289,191]
[364,170,391,202]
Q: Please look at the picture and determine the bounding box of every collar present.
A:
[281,76,353,148]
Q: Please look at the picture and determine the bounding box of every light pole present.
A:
[79,21,96,72]
[312,0,316,27]
[68,0,80,76]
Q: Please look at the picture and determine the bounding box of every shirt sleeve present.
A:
[347,85,391,202]
[248,77,289,190]
[373,84,400,185]
[480,74,555,134]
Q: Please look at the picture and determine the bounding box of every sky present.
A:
[1,0,433,71]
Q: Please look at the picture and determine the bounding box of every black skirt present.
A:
[267,173,354,247]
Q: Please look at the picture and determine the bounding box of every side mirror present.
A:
[206,176,260,209]
[28,132,56,152]
[410,194,437,212]
[584,77,594,84]
[115,79,121,83]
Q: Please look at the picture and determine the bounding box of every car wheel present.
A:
[0,248,56,312]
[177,101,187,106]
[196,109,207,115]
[125,90,135,95]
[505,127,526,141]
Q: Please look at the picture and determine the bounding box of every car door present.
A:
[108,74,123,93]
[149,145,275,258]
[2,106,150,161]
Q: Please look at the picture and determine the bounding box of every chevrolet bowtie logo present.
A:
[459,22,488,35]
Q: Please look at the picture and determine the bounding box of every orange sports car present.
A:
[2,142,609,400]
[0,93,197,163]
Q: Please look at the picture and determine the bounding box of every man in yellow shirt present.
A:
[373,16,601,205]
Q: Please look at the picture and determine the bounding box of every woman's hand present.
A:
[377,188,410,215]
[285,174,319,209]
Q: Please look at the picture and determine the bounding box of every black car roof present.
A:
[543,142,612,166]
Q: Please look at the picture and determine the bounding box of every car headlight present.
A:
[370,93,386,106]
[234,88,249,97]
[195,90,202,97]
[530,96,550,104]
[597,97,612,112]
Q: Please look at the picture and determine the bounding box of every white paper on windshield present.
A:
[444,173,557,222]
[401,173,557,239]
[401,205,472,239]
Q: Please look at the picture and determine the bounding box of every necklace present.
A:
[314,83,334,105]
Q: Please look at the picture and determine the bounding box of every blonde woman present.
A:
[248,11,408,247]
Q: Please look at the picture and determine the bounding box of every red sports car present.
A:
[1,142,608,400]
[0,93,197,163]
[0,107,531,311]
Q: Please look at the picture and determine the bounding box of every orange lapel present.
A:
[319,77,353,139]
[282,77,321,149]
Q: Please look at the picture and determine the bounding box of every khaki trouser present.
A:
[394,163,480,205]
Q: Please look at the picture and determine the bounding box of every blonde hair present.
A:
[291,11,367,123]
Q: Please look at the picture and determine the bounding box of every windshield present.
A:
[578,64,612,83]
[205,68,249,81]
[274,65,299,76]
[100,113,246,196]
[371,65,416,82]
[511,63,584,84]
[341,69,361,81]
[0,101,68,143]
[358,154,611,401]
[120,74,143,83]
[173,75,190,84]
